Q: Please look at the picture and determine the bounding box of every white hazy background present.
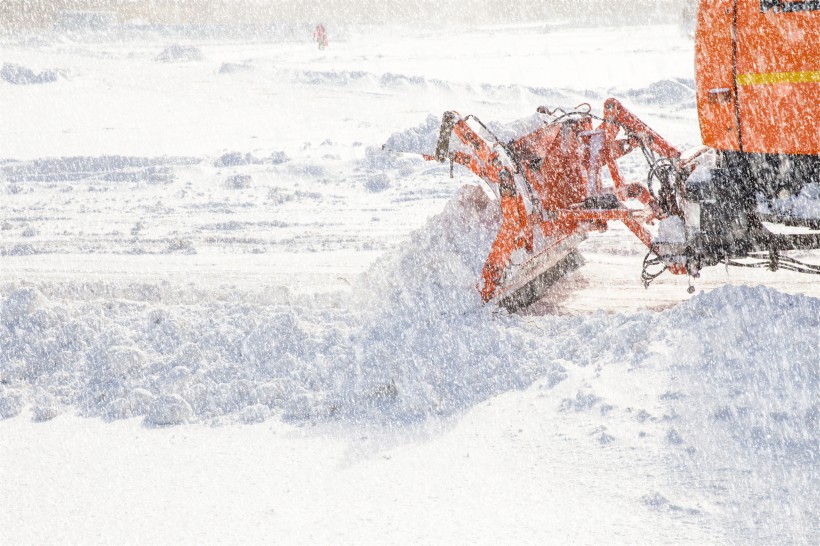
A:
[2,0,691,27]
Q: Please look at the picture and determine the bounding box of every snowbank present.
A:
[1,63,59,85]
[769,182,820,222]
[2,185,818,432]
[0,186,509,424]
[155,45,204,63]
[1,155,200,184]
[214,151,289,167]
[620,78,696,106]
[659,285,820,542]
[218,62,252,74]
[382,114,441,156]
[663,284,819,459]
[381,110,547,158]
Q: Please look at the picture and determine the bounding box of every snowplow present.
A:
[423,0,820,310]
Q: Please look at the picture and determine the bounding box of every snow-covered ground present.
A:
[1,22,818,544]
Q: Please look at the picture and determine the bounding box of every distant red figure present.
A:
[313,23,328,50]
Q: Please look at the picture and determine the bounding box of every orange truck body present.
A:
[696,0,820,156]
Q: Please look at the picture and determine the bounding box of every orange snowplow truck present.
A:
[423,0,820,310]
[697,0,820,194]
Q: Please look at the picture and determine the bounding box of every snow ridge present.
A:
[2,185,818,434]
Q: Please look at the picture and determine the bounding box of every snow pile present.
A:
[355,184,497,316]
[155,45,204,63]
[293,69,371,86]
[662,284,819,458]
[237,184,568,422]
[214,151,289,167]
[379,72,437,88]
[286,67,580,109]
[218,62,252,74]
[363,173,391,192]
[291,69,447,91]
[1,186,819,432]
[0,185,548,425]
[657,285,820,541]
[382,114,441,156]
[380,110,544,162]
[1,63,60,85]
[486,112,553,142]
[621,78,696,106]
[0,387,24,419]
[223,174,252,189]
[381,109,577,158]
[1,156,199,184]
[769,182,820,222]
[145,394,194,426]
[1,244,39,257]
[337,185,523,419]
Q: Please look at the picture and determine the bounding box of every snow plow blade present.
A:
[492,247,586,313]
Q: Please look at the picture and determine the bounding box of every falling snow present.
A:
[1,3,818,544]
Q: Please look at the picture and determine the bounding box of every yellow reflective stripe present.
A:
[736,71,820,86]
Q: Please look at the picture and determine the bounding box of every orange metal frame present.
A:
[429,99,692,302]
